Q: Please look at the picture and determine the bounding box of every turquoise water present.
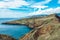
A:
[0,18,31,39]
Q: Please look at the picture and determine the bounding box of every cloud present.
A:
[29,7,60,16]
[30,0,51,9]
[0,0,29,8]
[9,6,39,13]
[0,8,30,18]
[0,0,51,9]
[41,7,60,14]
[1,7,60,18]
[0,0,60,18]
[31,5,48,9]
[58,0,60,4]
[34,0,51,5]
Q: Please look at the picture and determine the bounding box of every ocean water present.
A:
[0,18,32,39]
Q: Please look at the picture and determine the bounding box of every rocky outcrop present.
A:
[0,34,16,40]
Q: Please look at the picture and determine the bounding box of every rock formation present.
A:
[0,34,16,40]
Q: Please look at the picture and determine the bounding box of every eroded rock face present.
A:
[0,34,16,40]
[33,25,52,40]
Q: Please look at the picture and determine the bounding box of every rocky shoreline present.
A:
[0,34,16,40]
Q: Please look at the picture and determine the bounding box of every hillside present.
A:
[19,14,60,40]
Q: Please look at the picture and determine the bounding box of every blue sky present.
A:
[0,0,60,18]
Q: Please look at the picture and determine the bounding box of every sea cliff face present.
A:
[2,14,60,40]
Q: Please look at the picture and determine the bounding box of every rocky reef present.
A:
[0,34,16,40]
[2,14,60,40]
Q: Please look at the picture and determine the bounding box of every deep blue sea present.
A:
[0,18,32,39]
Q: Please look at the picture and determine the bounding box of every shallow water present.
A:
[0,18,31,39]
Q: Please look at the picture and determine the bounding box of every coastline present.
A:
[1,14,60,40]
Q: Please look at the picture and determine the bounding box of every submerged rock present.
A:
[0,34,16,40]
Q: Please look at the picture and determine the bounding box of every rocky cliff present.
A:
[0,34,16,40]
[19,14,60,40]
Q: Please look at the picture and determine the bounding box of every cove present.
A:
[0,18,32,39]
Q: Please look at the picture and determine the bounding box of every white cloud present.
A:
[42,7,60,14]
[34,0,51,5]
[1,0,59,18]
[0,7,60,18]
[0,0,51,8]
[31,5,48,9]
[0,8,29,18]
[28,0,52,16]
[58,0,60,4]
[30,0,51,10]
[29,7,60,16]
[0,0,29,8]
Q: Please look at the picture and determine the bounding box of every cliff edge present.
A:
[19,14,60,40]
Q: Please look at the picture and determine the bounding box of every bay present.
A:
[0,18,31,39]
